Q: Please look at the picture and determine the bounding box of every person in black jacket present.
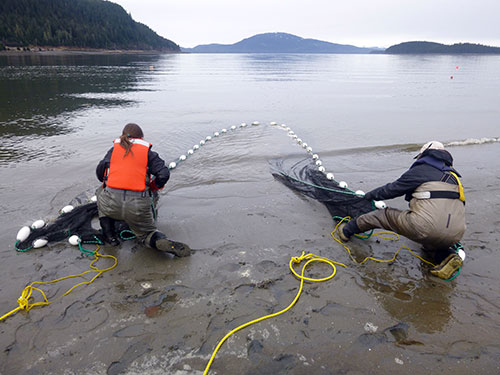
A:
[337,141,465,279]
[96,123,190,257]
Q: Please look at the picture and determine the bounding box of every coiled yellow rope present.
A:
[0,245,117,322]
[203,251,347,375]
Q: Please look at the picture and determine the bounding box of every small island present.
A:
[384,41,500,54]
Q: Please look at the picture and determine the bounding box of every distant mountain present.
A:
[0,0,179,52]
[385,41,500,54]
[182,33,381,54]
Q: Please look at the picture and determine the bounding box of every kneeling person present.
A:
[96,123,190,257]
[338,141,465,279]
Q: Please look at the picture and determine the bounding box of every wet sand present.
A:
[1,126,499,374]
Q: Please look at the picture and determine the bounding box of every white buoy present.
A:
[16,226,31,242]
[288,131,295,136]
[168,162,177,169]
[312,154,319,160]
[252,121,260,126]
[318,166,326,173]
[339,181,348,189]
[306,146,313,154]
[68,235,81,246]
[326,173,335,180]
[179,155,187,161]
[374,201,387,209]
[240,123,247,127]
[292,134,298,139]
[315,160,322,166]
[193,145,200,150]
[302,143,308,149]
[205,136,212,141]
[33,238,48,248]
[31,219,45,229]
[90,195,97,202]
[355,190,365,197]
[200,140,205,145]
[187,149,194,155]
[285,127,290,131]
[230,125,236,130]
[270,122,277,126]
[214,132,219,137]
[221,128,227,133]
[60,205,74,214]
[458,249,466,261]
[297,139,303,145]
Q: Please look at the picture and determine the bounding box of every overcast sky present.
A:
[111,0,500,48]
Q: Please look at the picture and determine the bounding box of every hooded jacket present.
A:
[363,149,466,248]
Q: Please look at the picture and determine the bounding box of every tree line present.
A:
[0,0,180,51]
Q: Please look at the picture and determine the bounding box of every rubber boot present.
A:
[149,231,191,257]
[99,217,120,246]
[430,253,463,279]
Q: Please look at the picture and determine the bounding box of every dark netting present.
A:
[271,158,374,220]
[15,202,130,251]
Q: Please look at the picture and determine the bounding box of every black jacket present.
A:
[96,146,170,189]
[365,149,460,202]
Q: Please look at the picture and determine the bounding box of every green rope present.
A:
[278,171,358,196]
[78,241,96,255]
[119,230,136,240]
[14,240,33,252]
[444,267,461,281]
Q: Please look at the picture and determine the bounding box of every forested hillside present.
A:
[0,0,179,51]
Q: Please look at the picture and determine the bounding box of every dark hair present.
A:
[119,123,144,156]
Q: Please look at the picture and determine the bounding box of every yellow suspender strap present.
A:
[449,171,465,202]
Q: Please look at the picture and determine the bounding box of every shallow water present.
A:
[0,53,499,374]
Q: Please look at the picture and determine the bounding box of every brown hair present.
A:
[119,123,144,156]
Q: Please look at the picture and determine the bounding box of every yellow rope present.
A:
[331,217,436,266]
[203,251,346,375]
[0,245,117,322]
[203,217,439,373]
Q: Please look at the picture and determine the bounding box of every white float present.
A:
[33,238,48,248]
[90,195,97,202]
[187,149,194,155]
[221,128,227,133]
[326,173,335,180]
[193,145,200,150]
[179,155,187,161]
[252,121,260,126]
[318,166,326,173]
[312,154,319,160]
[200,140,205,145]
[61,205,74,214]
[168,162,177,169]
[374,201,387,209]
[31,219,45,229]
[355,190,365,197]
[68,235,81,246]
[315,160,322,166]
[214,132,219,137]
[458,249,466,261]
[339,181,348,189]
[306,146,313,153]
[205,136,212,141]
[16,226,31,242]
[230,125,236,130]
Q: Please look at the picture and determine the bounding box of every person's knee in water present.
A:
[337,141,466,279]
[95,122,190,257]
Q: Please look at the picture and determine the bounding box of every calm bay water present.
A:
[1,53,499,374]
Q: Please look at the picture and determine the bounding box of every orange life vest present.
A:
[106,138,151,191]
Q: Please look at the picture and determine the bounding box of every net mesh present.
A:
[271,158,374,220]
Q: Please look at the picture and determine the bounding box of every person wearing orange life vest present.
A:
[96,123,190,257]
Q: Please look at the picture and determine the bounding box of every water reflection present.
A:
[0,53,162,163]
[352,244,452,334]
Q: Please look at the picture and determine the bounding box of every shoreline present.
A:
[0,46,180,56]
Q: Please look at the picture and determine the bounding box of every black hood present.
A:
[420,149,453,166]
